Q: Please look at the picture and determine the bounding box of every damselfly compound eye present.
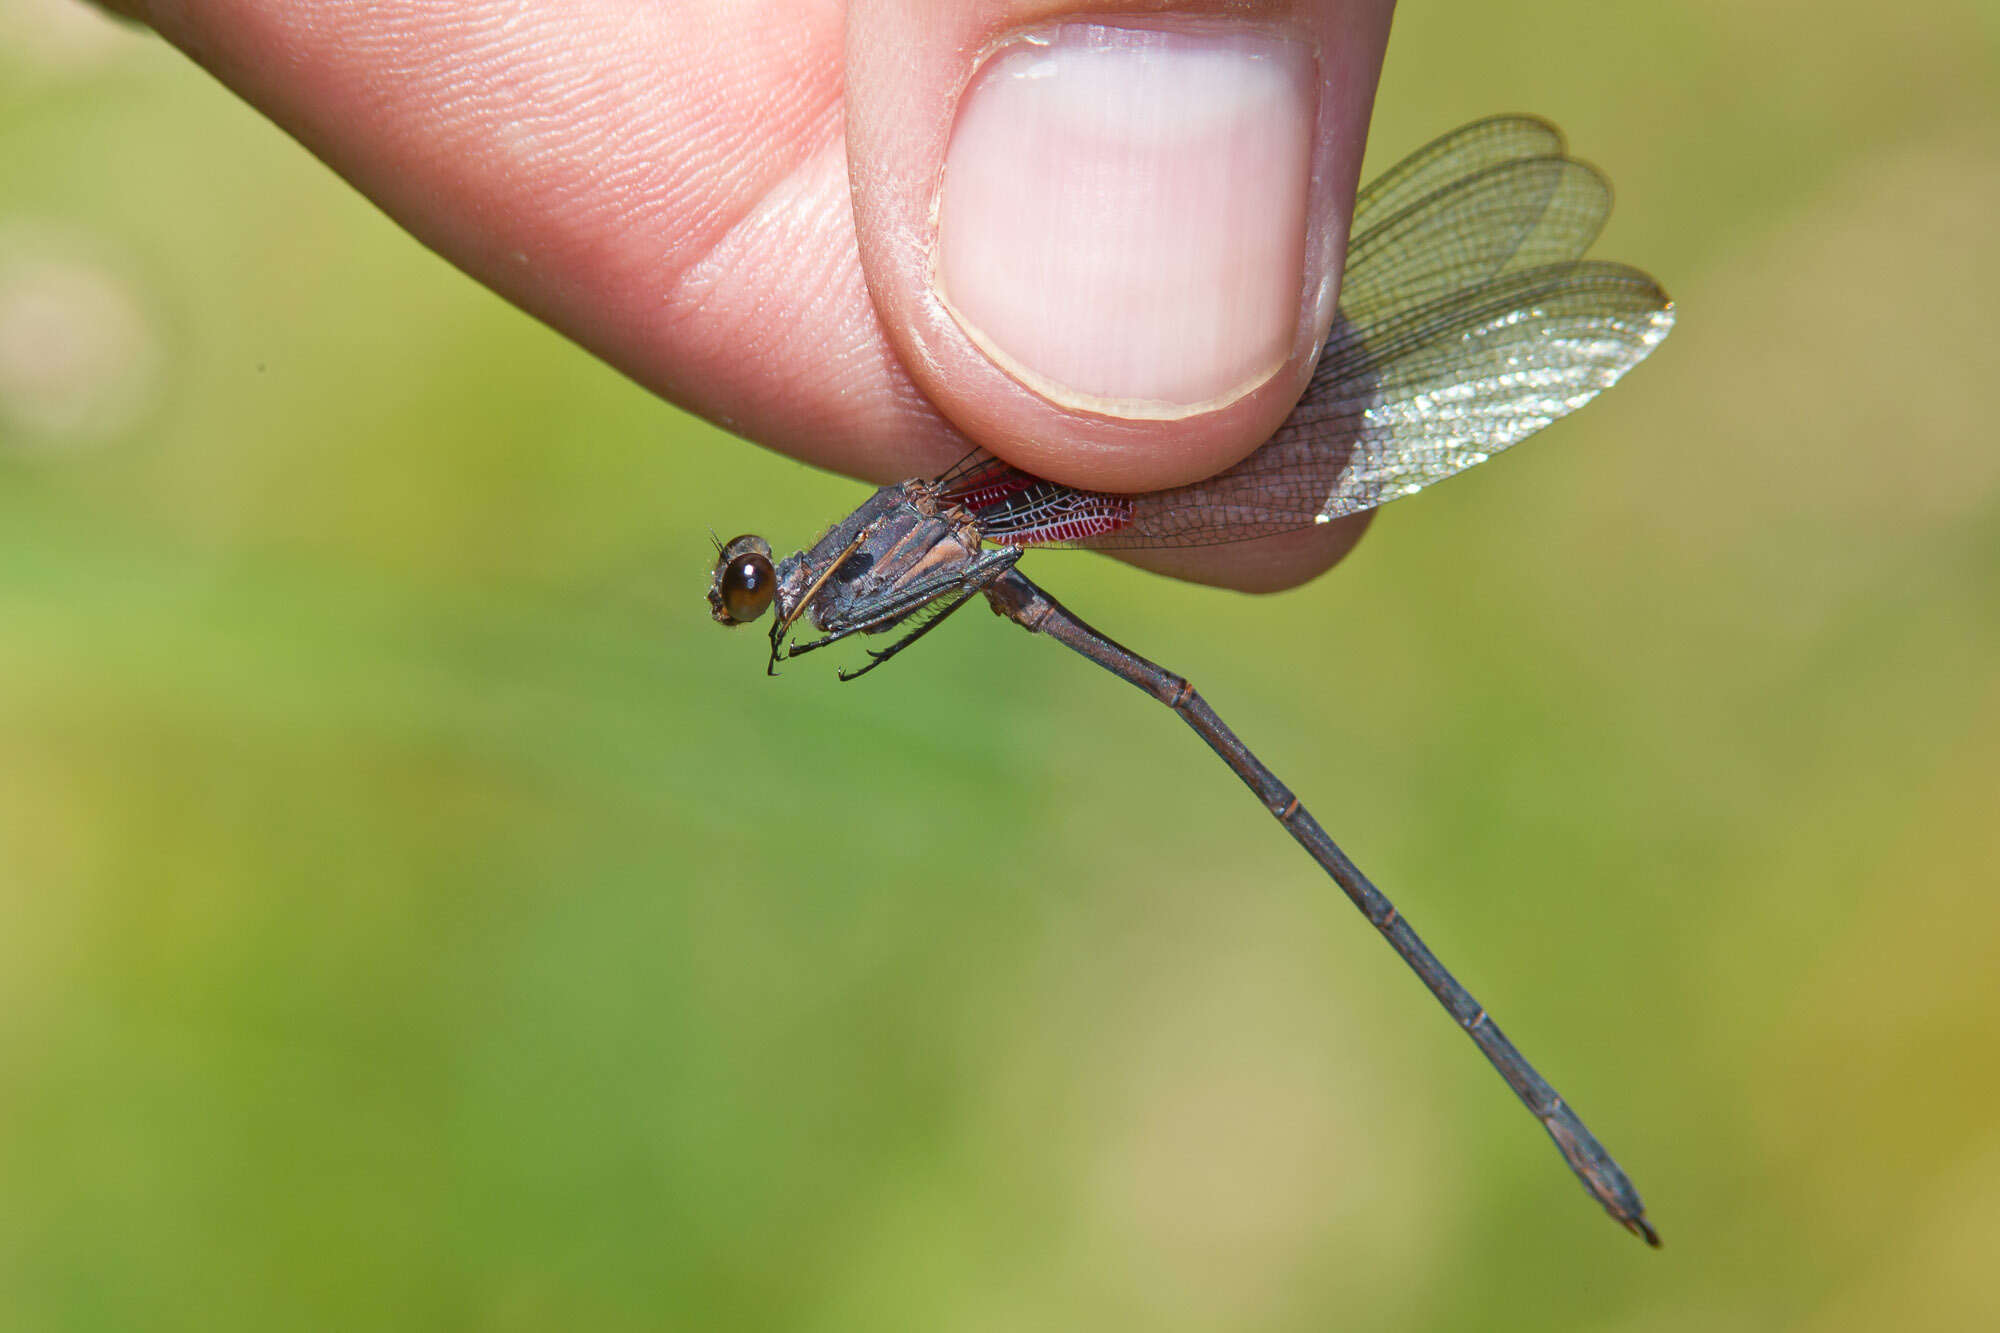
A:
[708,534,776,625]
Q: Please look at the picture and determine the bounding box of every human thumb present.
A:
[844,1,1393,494]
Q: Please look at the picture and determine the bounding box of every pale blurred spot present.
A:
[0,0,147,73]
[0,230,161,450]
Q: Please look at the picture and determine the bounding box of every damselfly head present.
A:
[707,534,776,626]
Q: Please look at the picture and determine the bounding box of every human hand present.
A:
[106,1,1394,590]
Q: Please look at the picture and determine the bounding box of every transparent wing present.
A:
[1340,115,1609,327]
[1312,265,1671,519]
[1348,115,1567,239]
[1076,263,1671,547]
[946,117,1674,550]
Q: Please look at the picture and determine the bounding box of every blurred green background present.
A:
[3,1,1997,1329]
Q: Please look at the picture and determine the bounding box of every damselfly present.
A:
[708,116,1673,1244]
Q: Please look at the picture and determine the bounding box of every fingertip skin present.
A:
[846,0,1393,494]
